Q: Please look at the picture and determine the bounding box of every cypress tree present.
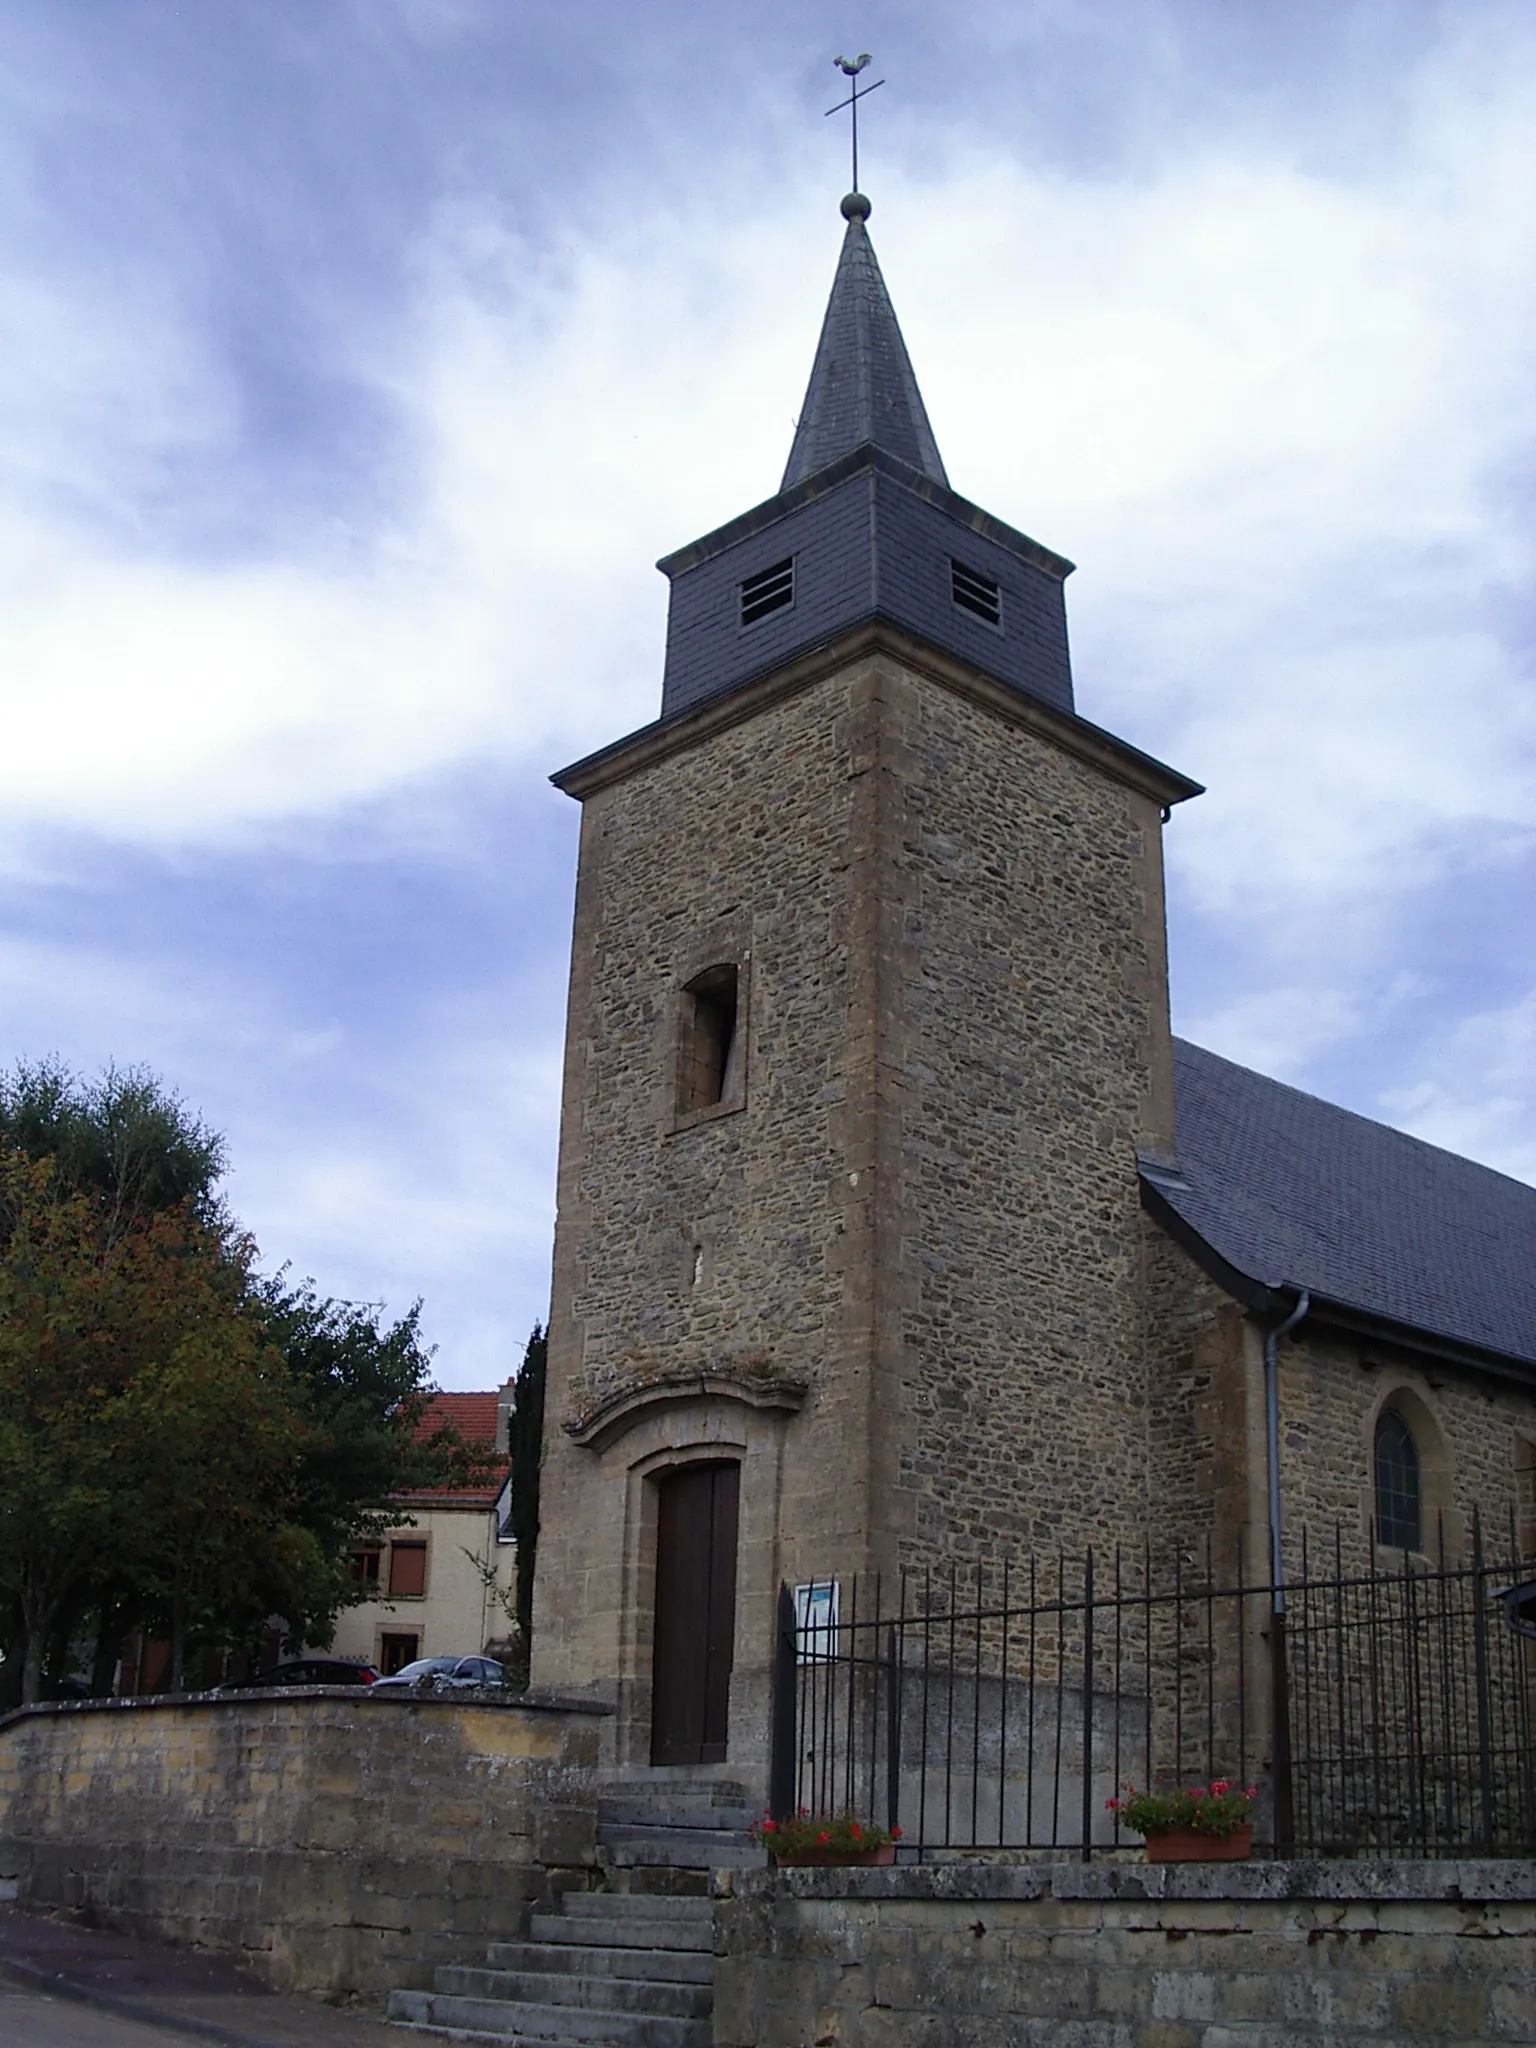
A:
[509,1322,546,1652]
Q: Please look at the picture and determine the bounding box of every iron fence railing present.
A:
[767,1519,1536,1859]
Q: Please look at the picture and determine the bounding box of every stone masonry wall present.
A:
[1136,1223,1536,1584]
[1141,1220,1258,1569]
[714,1860,1536,2048]
[1277,1326,1536,1574]
[0,1691,602,1997]
[880,661,1176,1566]
[533,639,1189,1770]
[534,656,875,1751]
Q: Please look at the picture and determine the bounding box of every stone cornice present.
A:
[552,617,1202,811]
[564,1366,810,1453]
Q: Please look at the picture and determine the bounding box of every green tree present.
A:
[0,1059,233,1700]
[250,1277,489,1653]
[0,1153,303,1701]
[0,1059,225,1242]
[107,1256,314,1690]
[0,1058,475,1703]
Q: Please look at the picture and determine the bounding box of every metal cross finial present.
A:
[826,52,885,198]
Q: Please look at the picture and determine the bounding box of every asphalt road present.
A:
[0,1979,205,2045]
[0,1905,414,2048]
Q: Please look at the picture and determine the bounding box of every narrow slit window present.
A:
[741,557,794,626]
[951,558,1002,626]
[679,964,740,1114]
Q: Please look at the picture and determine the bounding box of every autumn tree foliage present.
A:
[0,1061,453,1706]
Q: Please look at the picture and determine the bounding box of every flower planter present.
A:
[773,1844,897,1868]
[1144,1823,1253,1863]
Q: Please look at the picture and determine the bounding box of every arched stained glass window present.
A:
[1375,1407,1421,1552]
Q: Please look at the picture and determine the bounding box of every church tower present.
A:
[530,192,1199,1784]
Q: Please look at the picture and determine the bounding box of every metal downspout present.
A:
[1264,1290,1311,1609]
[1264,1287,1309,1859]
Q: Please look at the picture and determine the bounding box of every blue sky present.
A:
[2,1,1531,1388]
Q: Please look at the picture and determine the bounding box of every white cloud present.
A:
[230,1033,563,1389]
[1379,990,1536,1187]
[1180,985,1374,1084]
[0,28,1529,887]
[0,923,563,1384]
[0,3,1532,1216]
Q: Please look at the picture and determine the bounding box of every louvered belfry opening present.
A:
[651,1461,740,1766]
[740,556,794,626]
[951,557,1002,625]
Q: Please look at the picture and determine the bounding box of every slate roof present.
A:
[780,197,948,492]
[1142,1038,1536,1370]
[637,200,1112,735]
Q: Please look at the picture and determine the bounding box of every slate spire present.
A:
[780,192,949,493]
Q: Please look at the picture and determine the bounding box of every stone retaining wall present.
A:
[714,1859,1536,2047]
[0,1689,604,1997]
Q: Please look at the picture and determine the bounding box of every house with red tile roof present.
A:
[327,1385,517,1674]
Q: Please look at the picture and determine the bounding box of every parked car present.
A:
[371,1655,512,1693]
[215,1658,379,1691]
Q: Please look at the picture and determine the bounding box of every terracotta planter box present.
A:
[773,1844,897,1868]
[1144,1823,1254,1863]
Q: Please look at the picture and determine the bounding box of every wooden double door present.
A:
[650,1461,740,1766]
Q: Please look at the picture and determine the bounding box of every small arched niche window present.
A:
[678,964,742,1116]
[1375,1406,1422,1553]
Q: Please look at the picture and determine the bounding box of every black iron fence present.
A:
[768,1520,1536,1859]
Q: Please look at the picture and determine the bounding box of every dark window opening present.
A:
[680,964,740,1113]
[378,1632,420,1676]
[349,1547,382,1588]
[1375,1408,1421,1552]
[388,1540,428,1598]
[951,558,1002,626]
[741,557,794,626]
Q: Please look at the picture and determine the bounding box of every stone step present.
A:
[598,1824,762,1870]
[434,1964,712,2018]
[563,1892,712,1923]
[386,1987,584,2044]
[385,1995,566,2045]
[621,1866,711,1899]
[597,1797,760,1831]
[385,1988,710,2047]
[484,1941,713,1985]
[529,1912,713,1953]
[598,1777,751,1807]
